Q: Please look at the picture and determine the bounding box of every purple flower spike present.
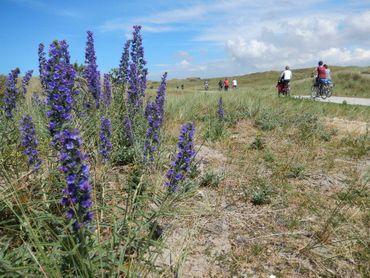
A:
[217,97,224,121]
[59,129,93,230]
[43,40,76,146]
[83,31,101,109]
[123,115,134,146]
[38,43,47,89]
[118,40,131,84]
[99,116,112,162]
[22,70,33,95]
[165,123,196,192]
[19,114,42,170]
[127,26,148,118]
[143,72,167,162]
[2,68,20,119]
[101,73,112,107]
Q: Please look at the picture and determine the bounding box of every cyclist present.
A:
[279,66,292,93]
[323,64,333,87]
[314,61,326,86]
[204,80,209,90]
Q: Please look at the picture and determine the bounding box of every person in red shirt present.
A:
[313,61,326,86]
[224,78,229,91]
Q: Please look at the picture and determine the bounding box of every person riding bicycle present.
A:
[204,80,209,90]
[323,64,333,87]
[314,61,326,86]
[278,65,292,93]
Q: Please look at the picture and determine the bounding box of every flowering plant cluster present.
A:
[83,31,101,109]
[99,116,112,162]
[38,43,47,89]
[101,73,112,107]
[59,129,93,230]
[118,40,131,85]
[143,73,167,162]
[19,114,42,170]
[165,123,196,191]
[2,68,21,119]
[217,97,224,121]
[22,70,33,95]
[126,26,148,118]
[43,40,76,145]
[131,25,148,98]
[123,115,134,146]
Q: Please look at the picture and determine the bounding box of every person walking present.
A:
[224,78,229,91]
[218,79,223,91]
[232,78,237,89]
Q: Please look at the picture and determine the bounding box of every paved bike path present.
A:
[295,96,370,107]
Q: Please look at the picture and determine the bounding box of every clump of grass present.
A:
[287,164,306,179]
[255,110,285,131]
[249,136,265,150]
[341,130,370,158]
[263,150,275,162]
[243,177,274,206]
[199,170,224,187]
[251,185,273,206]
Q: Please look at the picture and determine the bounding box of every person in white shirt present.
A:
[232,79,237,89]
[277,66,292,94]
[280,66,292,83]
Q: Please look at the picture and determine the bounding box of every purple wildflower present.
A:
[101,73,112,107]
[99,117,112,162]
[127,63,142,118]
[59,129,93,230]
[38,43,47,89]
[217,97,224,121]
[131,25,148,98]
[126,26,148,117]
[2,68,20,119]
[155,72,167,126]
[19,114,42,170]
[143,72,167,162]
[165,123,196,191]
[118,40,131,84]
[22,70,33,95]
[143,101,157,162]
[123,115,134,146]
[83,31,101,109]
[43,40,76,146]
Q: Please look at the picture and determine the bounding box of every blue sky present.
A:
[1,0,370,80]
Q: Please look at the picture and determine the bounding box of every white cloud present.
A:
[319,47,370,65]
[101,0,370,78]
[226,38,278,60]
[179,59,190,68]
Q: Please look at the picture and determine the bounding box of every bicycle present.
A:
[277,81,290,97]
[311,78,332,99]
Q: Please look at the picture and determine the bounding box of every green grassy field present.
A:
[152,73,370,277]
[148,65,370,99]
[1,66,370,277]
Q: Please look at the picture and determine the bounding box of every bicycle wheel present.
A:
[286,85,291,96]
[327,86,332,97]
[311,85,317,98]
[320,85,328,99]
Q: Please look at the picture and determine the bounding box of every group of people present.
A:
[313,61,332,86]
[277,61,333,93]
[217,78,238,91]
